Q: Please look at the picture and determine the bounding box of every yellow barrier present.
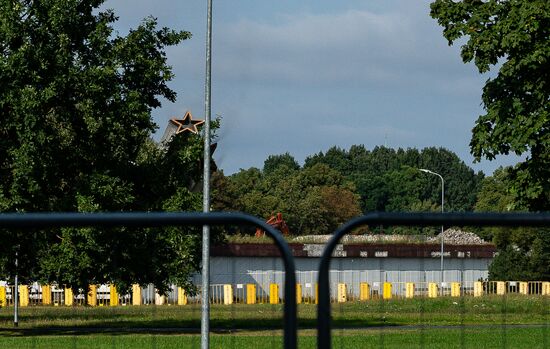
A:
[451,282,461,297]
[42,285,51,305]
[383,282,392,300]
[405,283,415,299]
[315,284,318,304]
[296,284,302,304]
[132,284,141,306]
[88,285,97,306]
[223,284,233,305]
[19,285,29,307]
[177,287,188,305]
[337,283,347,303]
[0,286,6,307]
[246,284,256,304]
[270,284,279,304]
[428,283,438,298]
[543,282,550,296]
[474,282,483,297]
[109,285,118,306]
[519,282,528,295]
[360,282,370,301]
[64,288,73,306]
[496,281,506,295]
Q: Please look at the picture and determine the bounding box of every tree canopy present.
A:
[213,146,483,235]
[0,0,206,292]
[430,0,550,211]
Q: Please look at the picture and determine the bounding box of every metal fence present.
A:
[317,212,550,349]
[0,212,298,349]
[1,211,550,349]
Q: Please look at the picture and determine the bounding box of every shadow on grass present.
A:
[0,317,399,337]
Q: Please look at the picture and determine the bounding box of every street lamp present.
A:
[419,169,445,284]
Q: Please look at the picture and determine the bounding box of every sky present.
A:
[104,0,521,176]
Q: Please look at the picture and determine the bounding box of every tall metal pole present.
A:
[419,169,445,283]
[14,249,18,327]
[201,0,213,348]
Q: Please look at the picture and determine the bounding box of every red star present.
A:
[170,111,205,134]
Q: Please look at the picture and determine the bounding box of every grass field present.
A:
[0,295,548,348]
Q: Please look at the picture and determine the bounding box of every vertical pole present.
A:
[201,0,213,348]
[440,176,444,284]
[14,250,18,327]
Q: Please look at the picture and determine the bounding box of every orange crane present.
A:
[255,212,290,237]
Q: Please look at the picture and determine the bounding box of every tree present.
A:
[263,153,300,175]
[430,0,550,211]
[0,0,204,292]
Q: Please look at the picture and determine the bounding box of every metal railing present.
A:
[316,212,550,349]
[0,211,298,349]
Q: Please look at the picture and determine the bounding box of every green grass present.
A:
[0,327,548,348]
[0,295,548,348]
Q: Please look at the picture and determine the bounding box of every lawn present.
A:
[0,295,548,348]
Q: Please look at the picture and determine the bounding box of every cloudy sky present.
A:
[105,0,520,176]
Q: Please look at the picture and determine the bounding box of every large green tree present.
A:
[430,0,550,211]
[0,0,204,292]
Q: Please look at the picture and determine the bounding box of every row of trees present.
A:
[212,146,483,235]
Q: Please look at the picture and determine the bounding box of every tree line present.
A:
[212,146,483,235]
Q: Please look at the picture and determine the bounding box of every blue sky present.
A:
[104,0,521,176]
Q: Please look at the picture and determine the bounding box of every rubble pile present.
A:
[293,229,488,245]
[428,228,487,245]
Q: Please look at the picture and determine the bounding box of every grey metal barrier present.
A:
[0,211,297,349]
[316,212,550,349]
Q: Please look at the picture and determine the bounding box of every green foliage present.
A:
[305,145,483,215]
[212,162,361,235]
[430,0,550,211]
[0,0,207,292]
[262,152,300,175]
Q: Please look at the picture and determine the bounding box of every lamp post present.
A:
[419,169,445,284]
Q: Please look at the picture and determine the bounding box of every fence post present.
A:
[451,282,461,297]
[296,284,302,304]
[519,282,528,295]
[64,288,73,306]
[473,281,483,297]
[543,282,550,296]
[223,284,233,305]
[41,285,51,305]
[337,283,347,303]
[405,283,415,299]
[19,286,29,307]
[496,281,506,295]
[132,284,142,306]
[360,282,371,301]
[109,285,119,306]
[246,284,256,305]
[177,287,188,305]
[270,284,279,304]
[315,283,318,304]
[428,283,438,298]
[383,282,392,300]
[87,285,97,306]
[0,286,6,307]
